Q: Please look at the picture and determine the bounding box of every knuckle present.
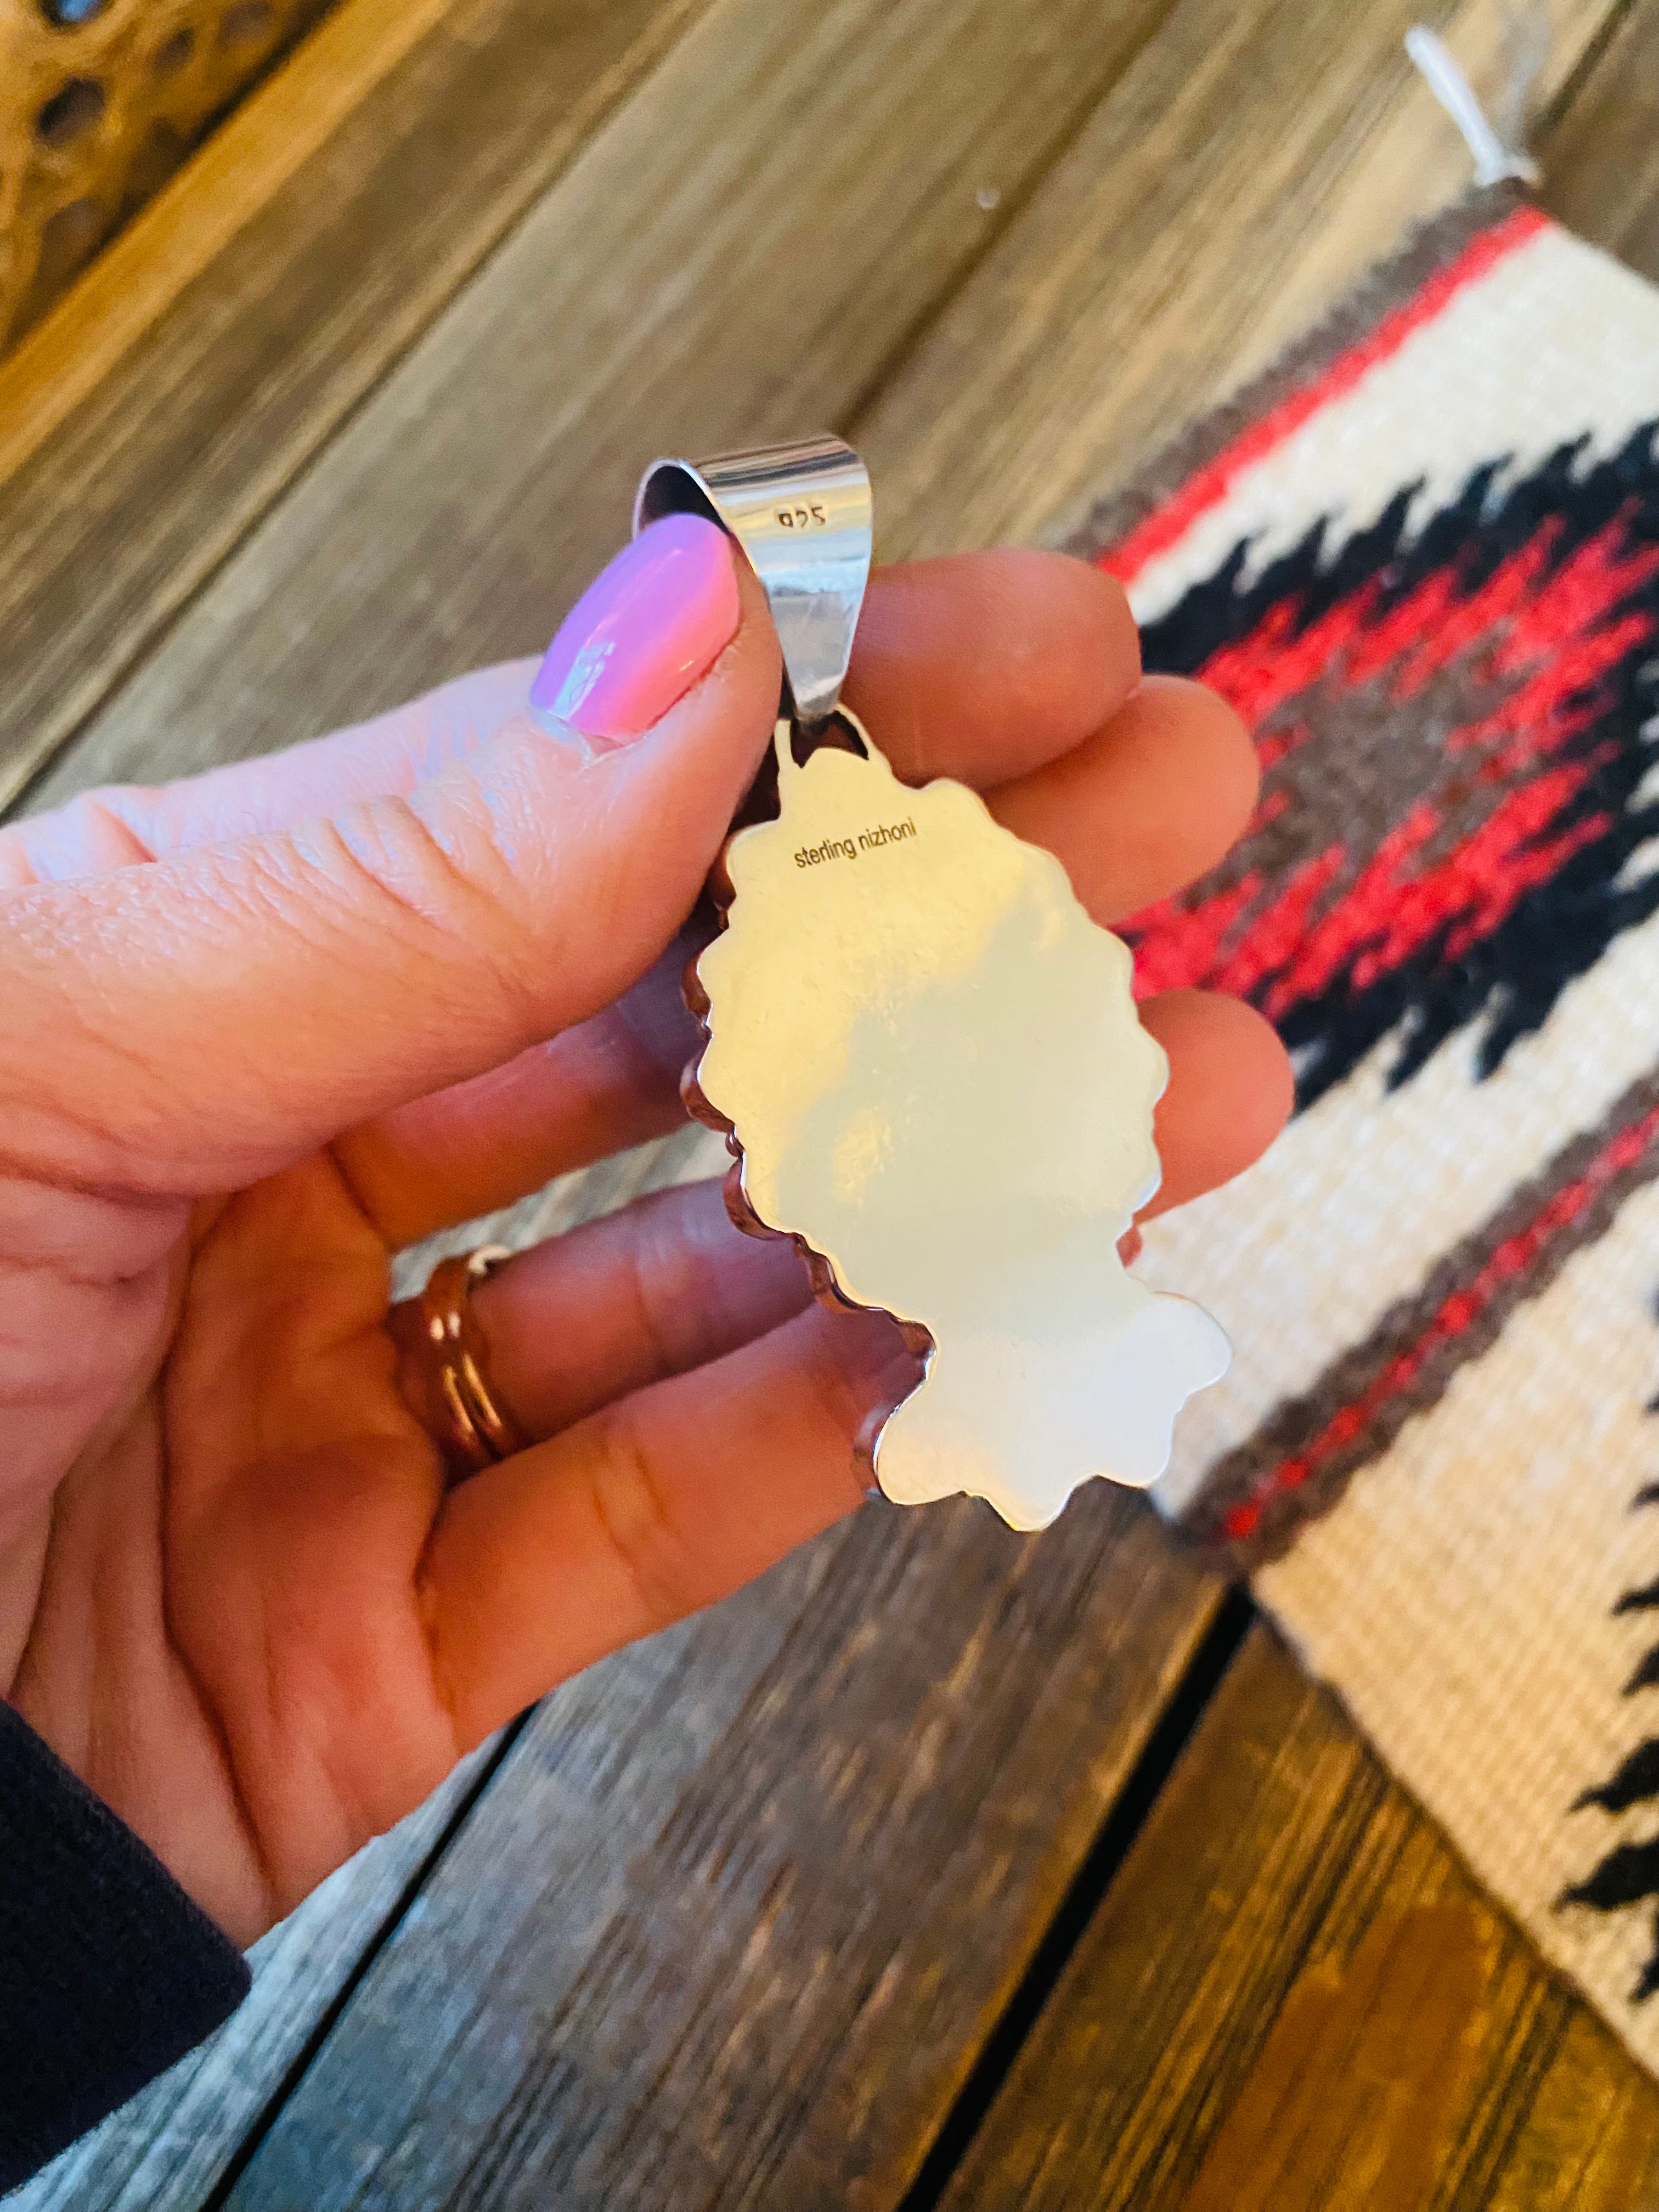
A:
[292,789,546,1022]
[805,1307,916,1449]
[588,1415,706,1633]
[624,1192,709,1378]
[0,823,35,888]
[0,789,155,885]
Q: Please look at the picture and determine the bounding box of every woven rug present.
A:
[1074,185,1659,2073]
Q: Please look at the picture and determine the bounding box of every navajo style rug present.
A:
[1083,188,1659,2073]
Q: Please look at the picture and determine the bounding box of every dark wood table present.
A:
[5,1,1659,2203]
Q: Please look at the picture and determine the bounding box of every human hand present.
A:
[0,521,1290,1942]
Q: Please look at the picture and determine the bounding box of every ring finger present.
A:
[392,980,1291,1459]
[343,679,1260,1248]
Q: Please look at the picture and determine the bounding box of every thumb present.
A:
[2,517,780,1193]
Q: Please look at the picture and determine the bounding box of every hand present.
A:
[0,525,1290,1942]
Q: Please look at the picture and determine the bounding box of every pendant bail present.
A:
[634,435,872,729]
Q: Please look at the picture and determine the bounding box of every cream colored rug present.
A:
[1079,187,1659,2075]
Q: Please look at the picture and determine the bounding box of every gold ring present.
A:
[414,1245,528,1474]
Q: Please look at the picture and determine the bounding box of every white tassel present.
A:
[1406,21,1543,188]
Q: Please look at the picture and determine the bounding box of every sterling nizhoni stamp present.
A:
[635,435,1228,1530]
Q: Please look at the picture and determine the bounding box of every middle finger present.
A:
[339,558,1257,1246]
[391,978,1292,1460]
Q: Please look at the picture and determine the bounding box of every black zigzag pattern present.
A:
[1138,426,1659,1108]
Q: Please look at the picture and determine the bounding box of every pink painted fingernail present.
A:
[528,514,740,749]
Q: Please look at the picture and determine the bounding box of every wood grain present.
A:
[0,0,713,814]
[65,0,1633,2203]
[12,1137,710,2212]
[860,0,1620,562]
[9,0,1657,2203]
[1180,1902,1490,2212]
[936,1629,1659,2212]
[1542,0,1659,276]
[9,3,1194,2200]
[9,1739,504,2212]
[20,0,1178,819]
[0,0,335,351]
[224,1494,1216,2212]
[0,0,447,445]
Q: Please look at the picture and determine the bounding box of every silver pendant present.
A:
[635,438,1229,1530]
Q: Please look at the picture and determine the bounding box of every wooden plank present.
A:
[908,18,1659,2208]
[18,0,1647,2203]
[8,1742,500,2212]
[80,1,1627,2207]
[10,1135,705,2212]
[0,0,461,481]
[936,1627,1659,2212]
[19,0,1180,816]
[1542,0,1659,280]
[9,1,1193,2202]
[859,0,1620,561]
[223,1495,1217,2212]
[0,0,715,814]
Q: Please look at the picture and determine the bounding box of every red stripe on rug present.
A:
[1102,204,1551,591]
[1222,1096,1659,1543]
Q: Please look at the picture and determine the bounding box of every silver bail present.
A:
[634,435,872,727]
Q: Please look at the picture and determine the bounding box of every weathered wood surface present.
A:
[1545,0,1659,283]
[865,0,1620,559]
[0,0,710,813]
[11,0,1659,2204]
[9,1135,709,2212]
[225,1499,1216,2212]
[9,0,1216,2200]
[935,1629,1659,2212]
[14,0,1178,816]
[10,1741,505,2212]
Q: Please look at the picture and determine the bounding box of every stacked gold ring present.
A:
[416,1245,528,1474]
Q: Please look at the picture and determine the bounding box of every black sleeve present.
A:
[0,1699,250,2192]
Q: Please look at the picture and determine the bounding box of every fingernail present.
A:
[528,514,740,750]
